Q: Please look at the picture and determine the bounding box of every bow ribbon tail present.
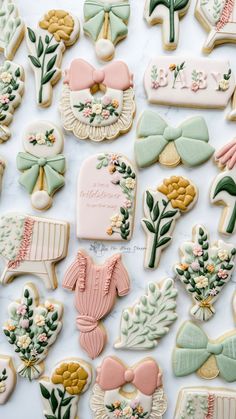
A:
[216,335,236,382]
[135,135,168,168]
[19,165,40,194]
[44,165,65,196]
[109,10,128,43]
[83,9,105,41]
[173,348,210,377]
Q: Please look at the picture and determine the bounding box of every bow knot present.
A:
[38,157,47,167]
[93,69,105,84]
[104,3,111,12]
[207,342,223,355]
[164,126,182,141]
[124,369,134,382]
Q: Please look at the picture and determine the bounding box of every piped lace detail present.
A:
[8,217,35,269]
[206,394,215,419]
[216,0,234,30]
[104,254,120,295]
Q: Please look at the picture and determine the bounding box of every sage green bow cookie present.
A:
[173,321,236,382]
[135,111,214,168]
[17,152,65,196]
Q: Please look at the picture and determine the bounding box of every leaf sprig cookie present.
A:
[0,0,24,60]
[0,356,16,405]
[3,283,63,380]
[26,10,80,108]
[174,225,236,321]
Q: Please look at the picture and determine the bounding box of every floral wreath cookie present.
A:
[195,0,236,54]
[39,358,92,419]
[175,225,236,321]
[17,121,66,211]
[26,10,80,108]
[0,213,69,290]
[3,283,63,381]
[115,278,177,350]
[173,321,236,382]
[0,0,24,60]
[211,139,236,235]
[0,355,16,404]
[0,60,24,143]
[60,58,135,142]
[144,0,190,50]
[142,176,198,270]
[135,111,214,168]
[90,356,167,419]
[83,0,130,61]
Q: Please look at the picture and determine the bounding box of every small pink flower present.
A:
[114,410,122,417]
[102,109,110,119]
[17,304,27,316]
[28,134,36,142]
[191,81,199,92]
[191,261,200,271]
[20,319,29,329]
[102,96,112,106]
[130,399,139,409]
[152,81,159,89]
[83,107,92,117]
[209,288,218,296]
[0,94,9,104]
[193,244,203,257]
[84,98,92,104]
[217,269,228,279]
[124,199,132,209]
[38,333,47,343]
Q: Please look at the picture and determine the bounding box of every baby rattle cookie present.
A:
[144,0,190,50]
[77,153,136,241]
[90,356,167,419]
[17,121,66,211]
[26,10,80,108]
[60,58,135,142]
[3,282,63,380]
[195,0,236,54]
[0,355,16,404]
[83,0,130,61]
[39,358,92,419]
[142,176,198,270]
[0,213,69,290]
[173,321,236,382]
[211,139,236,235]
[63,250,130,359]
[0,0,24,60]
[115,278,177,350]
[135,111,214,168]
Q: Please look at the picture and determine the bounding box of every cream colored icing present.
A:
[0,356,16,405]
[0,0,24,60]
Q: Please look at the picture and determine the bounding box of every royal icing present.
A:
[3,283,63,380]
[173,321,236,381]
[115,279,177,350]
[195,0,236,53]
[40,358,92,419]
[144,57,236,117]
[175,225,236,321]
[211,139,236,235]
[26,10,80,108]
[174,387,236,419]
[0,0,24,60]
[0,213,69,290]
[135,111,214,168]
[90,356,167,419]
[60,58,135,142]
[0,356,16,405]
[0,157,5,191]
[63,250,130,359]
[77,153,136,241]
[0,60,24,143]
[83,0,130,61]
[17,121,66,211]
[144,0,190,50]
[142,176,198,270]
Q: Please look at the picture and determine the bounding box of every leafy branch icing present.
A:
[0,368,7,394]
[0,0,24,60]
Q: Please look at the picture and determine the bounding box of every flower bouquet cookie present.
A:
[0,356,16,404]
[0,0,24,60]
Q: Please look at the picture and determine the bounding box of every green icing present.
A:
[83,10,105,41]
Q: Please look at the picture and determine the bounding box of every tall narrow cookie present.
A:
[26,10,80,108]
[0,0,24,60]
[0,356,16,404]
[3,283,63,380]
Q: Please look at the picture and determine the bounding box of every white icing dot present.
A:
[95,39,115,61]
[31,191,52,210]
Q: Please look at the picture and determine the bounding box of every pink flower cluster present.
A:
[193,244,203,257]
[17,304,27,316]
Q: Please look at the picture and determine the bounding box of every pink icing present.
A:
[206,394,215,419]
[63,250,130,359]
[64,58,133,91]
[216,0,234,30]
[215,139,236,169]
[8,217,35,269]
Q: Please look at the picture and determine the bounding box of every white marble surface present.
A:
[0,0,236,418]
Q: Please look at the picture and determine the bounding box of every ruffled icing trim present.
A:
[104,254,121,295]
[60,85,135,142]
[77,251,87,292]
[8,217,34,269]
[206,394,215,419]
[216,0,234,30]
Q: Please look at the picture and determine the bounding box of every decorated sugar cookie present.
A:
[144,0,190,50]
[195,0,236,54]
[26,10,80,108]
[0,61,24,143]
[3,283,63,380]
[77,153,136,241]
[115,279,177,350]
[60,58,135,142]
[17,121,66,211]
[63,250,130,359]
[135,111,214,168]
[174,387,236,419]
[40,358,92,419]
[211,140,236,235]
[173,321,236,382]
[0,213,69,290]
[0,0,24,60]
[142,176,198,270]
[83,0,130,61]
[174,225,236,321]
[0,157,5,190]
[90,356,167,419]
[0,356,16,404]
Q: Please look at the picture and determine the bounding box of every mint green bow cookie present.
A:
[173,321,236,382]
[17,152,65,196]
[83,0,130,43]
[135,111,214,168]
